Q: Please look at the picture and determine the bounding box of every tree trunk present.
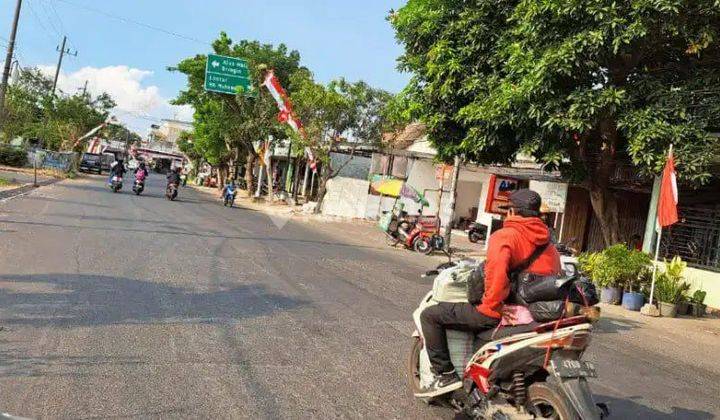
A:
[265,160,274,201]
[244,153,256,196]
[588,182,621,247]
[217,165,228,192]
[313,164,331,214]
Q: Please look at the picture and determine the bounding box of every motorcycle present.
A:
[166,183,178,201]
[132,179,145,195]
[467,222,488,243]
[384,212,444,255]
[224,189,237,207]
[409,261,607,419]
[109,176,123,193]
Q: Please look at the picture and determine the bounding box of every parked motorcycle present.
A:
[132,179,145,195]
[409,261,607,419]
[384,212,444,255]
[224,189,237,207]
[166,183,178,201]
[110,176,123,193]
[467,222,488,243]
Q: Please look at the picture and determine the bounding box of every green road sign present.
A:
[204,54,255,96]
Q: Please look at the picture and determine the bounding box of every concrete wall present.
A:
[682,267,720,310]
[404,159,442,216]
[321,177,370,219]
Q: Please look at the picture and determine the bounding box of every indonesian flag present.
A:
[657,148,679,228]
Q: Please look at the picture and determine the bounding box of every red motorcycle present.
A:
[386,213,445,255]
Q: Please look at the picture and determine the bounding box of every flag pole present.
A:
[648,225,662,305]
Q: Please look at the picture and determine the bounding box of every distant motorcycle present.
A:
[166,183,178,201]
[132,179,145,195]
[110,176,123,193]
[223,189,237,207]
[467,222,487,243]
[384,211,444,255]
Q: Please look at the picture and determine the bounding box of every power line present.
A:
[26,0,57,43]
[55,0,210,46]
[34,0,63,38]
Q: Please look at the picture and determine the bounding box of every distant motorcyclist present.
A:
[134,162,148,182]
[108,158,126,184]
[222,180,237,197]
[416,189,561,397]
[166,167,181,187]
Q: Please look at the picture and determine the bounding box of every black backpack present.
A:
[467,243,549,305]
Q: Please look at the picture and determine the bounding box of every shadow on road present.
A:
[0,274,309,328]
[596,394,714,419]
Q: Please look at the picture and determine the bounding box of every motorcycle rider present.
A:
[416,189,561,397]
[222,179,237,199]
[108,158,126,185]
[166,167,181,187]
[134,162,148,182]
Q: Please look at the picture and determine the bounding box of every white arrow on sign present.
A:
[211,60,220,68]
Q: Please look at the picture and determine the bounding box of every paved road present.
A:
[0,174,718,419]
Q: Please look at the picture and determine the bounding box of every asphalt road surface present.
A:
[0,174,718,419]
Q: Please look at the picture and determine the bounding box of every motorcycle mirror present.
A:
[422,270,439,278]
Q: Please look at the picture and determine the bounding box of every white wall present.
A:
[321,177,370,219]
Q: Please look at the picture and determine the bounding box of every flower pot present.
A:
[621,292,644,311]
[691,303,707,318]
[658,301,678,318]
[677,302,691,316]
[600,287,623,305]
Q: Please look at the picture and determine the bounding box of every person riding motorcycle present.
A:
[416,189,561,397]
[134,162,148,182]
[108,159,126,184]
[166,167,181,187]
[222,180,237,197]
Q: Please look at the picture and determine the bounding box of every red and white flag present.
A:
[657,148,679,228]
[262,69,317,172]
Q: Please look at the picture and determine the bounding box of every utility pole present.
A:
[51,36,77,96]
[81,80,88,97]
[443,155,462,253]
[0,0,23,122]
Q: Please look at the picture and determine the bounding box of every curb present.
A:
[0,179,59,201]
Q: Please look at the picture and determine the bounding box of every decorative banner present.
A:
[262,70,316,172]
[529,180,569,213]
[657,148,679,228]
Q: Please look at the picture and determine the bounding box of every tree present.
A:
[290,71,391,211]
[103,123,141,146]
[1,68,115,151]
[177,131,203,177]
[390,0,720,246]
[171,32,303,194]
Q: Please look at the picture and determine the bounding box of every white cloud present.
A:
[38,65,193,134]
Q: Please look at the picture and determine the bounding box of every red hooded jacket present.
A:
[478,216,561,319]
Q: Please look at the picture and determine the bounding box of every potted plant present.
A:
[690,290,707,318]
[579,245,651,307]
[654,256,691,317]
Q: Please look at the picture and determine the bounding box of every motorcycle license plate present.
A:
[551,360,597,378]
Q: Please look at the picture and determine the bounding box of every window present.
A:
[661,204,720,272]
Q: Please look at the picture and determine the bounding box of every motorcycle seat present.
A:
[475,322,540,342]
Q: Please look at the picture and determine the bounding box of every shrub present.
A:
[579,244,652,290]
[692,289,707,305]
[654,256,691,304]
[0,145,28,167]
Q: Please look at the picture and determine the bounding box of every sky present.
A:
[0,0,410,134]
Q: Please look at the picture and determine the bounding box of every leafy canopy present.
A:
[391,0,720,181]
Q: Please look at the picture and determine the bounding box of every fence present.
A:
[661,204,720,272]
[27,149,77,172]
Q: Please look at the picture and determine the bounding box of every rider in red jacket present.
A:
[479,212,561,319]
[416,189,561,398]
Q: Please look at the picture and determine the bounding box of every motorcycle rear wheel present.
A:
[527,382,576,420]
[469,231,483,243]
[413,237,433,255]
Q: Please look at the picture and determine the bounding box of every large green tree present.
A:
[289,71,391,210]
[1,68,115,151]
[171,32,303,193]
[391,0,720,246]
